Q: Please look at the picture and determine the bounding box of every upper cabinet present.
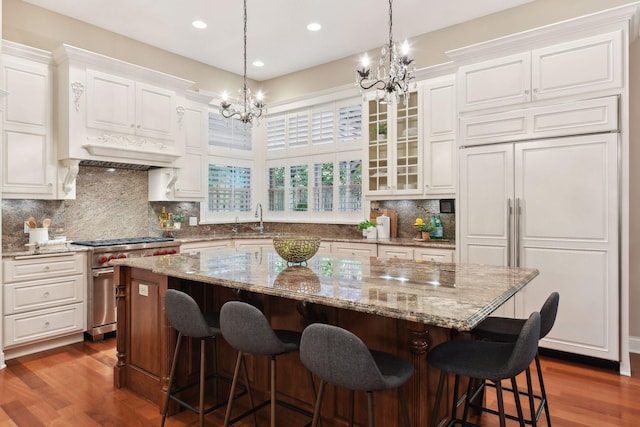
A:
[86,70,177,141]
[422,75,456,197]
[457,30,622,112]
[1,42,57,199]
[53,44,194,168]
[364,88,422,197]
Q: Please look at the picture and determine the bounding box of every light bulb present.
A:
[222,91,229,101]
[361,53,370,68]
[401,40,409,56]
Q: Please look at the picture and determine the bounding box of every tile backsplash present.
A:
[2,165,455,250]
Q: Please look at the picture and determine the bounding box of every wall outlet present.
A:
[189,216,198,226]
[24,222,30,233]
[138,284,149,297]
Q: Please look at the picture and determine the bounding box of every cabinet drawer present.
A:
[4,274,84,315]
[180,240,232,254]
[4,303,85,348]
[414,248,454,263]
[4,253,85,282]
[332,242,377,257]
[378,246,414,260]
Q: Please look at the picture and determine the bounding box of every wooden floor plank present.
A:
[0,338,638,426]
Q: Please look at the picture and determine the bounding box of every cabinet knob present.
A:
[43,292,50,299]
[130,124,135,128]
[524,89,530,96]
[43,321,50,329]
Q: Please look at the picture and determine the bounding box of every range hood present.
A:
[78,160,157,171]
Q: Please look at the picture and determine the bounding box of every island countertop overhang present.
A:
[111,248,538,331]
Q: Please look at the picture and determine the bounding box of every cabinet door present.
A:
[423,76,456,196]
[174,152,204,200]
[457,52,531,111]
[332,242,377,257]
[514,134,619,360]
[413,248,454,263]
[532,31,622,101]
[393,90,422,194]
[459,144,514,317]
[364,94,390,194]
[1,54,55,198]
[135,82,177,140]
[86,69,136,134]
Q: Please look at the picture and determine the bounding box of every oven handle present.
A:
[93,267,114,277]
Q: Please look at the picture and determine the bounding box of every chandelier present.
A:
[356,0,416,104]
[220,0,265,126]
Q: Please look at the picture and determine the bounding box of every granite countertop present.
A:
[111,247,537,331]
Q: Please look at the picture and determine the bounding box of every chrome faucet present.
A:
[254,203,264,234]
[232,216,239,234]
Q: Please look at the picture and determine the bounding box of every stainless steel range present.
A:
[73,236,181,340]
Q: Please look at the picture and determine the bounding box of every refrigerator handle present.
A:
[515,198,521,267]
[507,198,512,267]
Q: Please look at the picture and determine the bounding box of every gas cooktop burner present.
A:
[74,237,174,247]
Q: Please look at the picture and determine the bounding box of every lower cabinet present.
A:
[378,245,455,263]
[2,252,87,359]
[331,242,378,257]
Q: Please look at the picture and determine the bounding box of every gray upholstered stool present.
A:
[471,292,559,427]
[161,289,227,427]
[428,312,541,427]
[220,300,314,427]
[300,323,414,427]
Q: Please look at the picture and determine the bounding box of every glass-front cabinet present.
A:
[364,89,422,197]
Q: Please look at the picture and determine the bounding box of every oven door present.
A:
[91,267,116,338]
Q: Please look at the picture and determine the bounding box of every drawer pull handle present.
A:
[44,266,50,270]
[43,292,50,299]
[43,321,50,329]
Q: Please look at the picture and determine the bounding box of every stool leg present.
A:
[511,377,525,427]
[524,367,537,427]
[199,339,206,427]
[212,336,219,403]
[535,354,552,427]
[311,380,326,427]
[271,356,277,427]
[367,391,375,427]
[241,355,258,427]
[495,381,506,427]
[430,370,446,427]
[451,374,460,421]
[161,332,182,427]
[223,351,243,426]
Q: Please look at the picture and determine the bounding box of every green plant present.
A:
[357,220,377,231]
[377,122,387,135]
[415,222,434,233]
[172,212,186,223]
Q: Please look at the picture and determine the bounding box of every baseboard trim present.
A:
[629,336,640,354]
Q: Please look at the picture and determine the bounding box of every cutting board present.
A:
[370,208,397,238]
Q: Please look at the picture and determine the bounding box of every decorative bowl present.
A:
[274,266,321,292]
[272,236,321,264]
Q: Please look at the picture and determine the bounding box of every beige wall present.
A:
[3,0,639,339]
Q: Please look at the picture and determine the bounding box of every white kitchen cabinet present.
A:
[86,69,177,141]
[422,75,457,197]
[1,43,56,199]
[2,252,87,359]
[457,31,622,112]
[459,133,619,360]
[180,240,233,255]
[331,242,377,258]
[233,238,274,249]
[413,248,454,263]
[377,245,414,260]
[364,89,422,197]
[148,91,211,201]
[53,44,194,168]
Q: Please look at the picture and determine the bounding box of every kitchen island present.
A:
[111,247,538,426]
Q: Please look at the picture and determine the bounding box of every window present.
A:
[338,103,362,141]
[313,162,333,212]
[268,166,285,212]
[267,116,286,151]
[207,164,251,212]
[339,160,362,212]
[208,111,252,151]
[312,107,334,145]
[288,112,309,148]
[289,164,308,211]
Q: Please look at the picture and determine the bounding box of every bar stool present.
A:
[220,300,314,427]
[470,292,559,426]
[300,323,414,427]
[428,312,541,427]
[161,289,228,427]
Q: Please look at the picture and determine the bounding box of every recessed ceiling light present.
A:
[192,20,207,29]
[307,22,322,32]
[253,60,265,67]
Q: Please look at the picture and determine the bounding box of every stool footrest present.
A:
[228,398,313,426]
[467,380,546,425]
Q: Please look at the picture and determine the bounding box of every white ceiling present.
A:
[23,0,534,81]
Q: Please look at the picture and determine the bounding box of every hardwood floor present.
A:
[0,337,638,426]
